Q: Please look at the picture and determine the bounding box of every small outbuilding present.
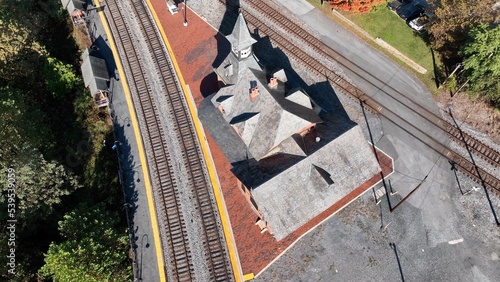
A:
[81,48,110,108]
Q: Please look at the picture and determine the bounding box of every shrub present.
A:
[329,0,386,14]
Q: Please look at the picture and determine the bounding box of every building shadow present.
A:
[199,72,223,98]
[231,154,307,188]
[211,32,232,69]
[200,2,239,98]
[218,0,240,35]
[210,0,239,69]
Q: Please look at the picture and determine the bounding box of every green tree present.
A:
[428,0,498,61]
[43,57,81,99]
[461,24,500,105]
[0,0,128,280]
[0,87,52,164]
[0,18,33,62]
[39,204,132,282]
[0,151,82,219]
[0,6,46,81]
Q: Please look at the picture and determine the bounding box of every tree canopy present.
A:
[44,57,81,99]
[0,85,81,221]
[39,204,131,282]
[0,152,82,219]
[0,1,47,81]
[461,24,500,105]
[0,0,129,280]
[428,0,499,61]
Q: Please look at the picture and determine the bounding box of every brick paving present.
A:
[148,0,394,275]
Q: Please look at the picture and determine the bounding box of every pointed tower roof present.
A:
[226,13,257,51]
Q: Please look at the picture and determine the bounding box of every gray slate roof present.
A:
[198,96,252,164]
[211,67,322,161]
[251,126,381,241]
[81,49,109,95]
[214,49,262,85]
[226,13,258,51]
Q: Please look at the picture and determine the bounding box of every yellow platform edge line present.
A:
[243,273,255,281]
[144,1,243,281]
[93,1,166,281]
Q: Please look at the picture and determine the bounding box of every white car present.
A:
[408,14,433,32]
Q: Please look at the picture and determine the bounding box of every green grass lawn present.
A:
[345,5,439,90]
[306,1,443,94]
[349,6,431,63]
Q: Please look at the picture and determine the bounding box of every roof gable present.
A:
[218,95,234,114]
[240,113,261,146]
[273,110,311,147]
[212,67,323,161]
[285,89,312,109]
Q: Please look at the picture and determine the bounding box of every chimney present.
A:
[268,77,278,89]
[249,86,259,102]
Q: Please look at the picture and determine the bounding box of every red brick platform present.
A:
[148,0,394,275]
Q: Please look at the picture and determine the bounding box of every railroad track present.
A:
[104,0,234,280]
[217,0,500,193]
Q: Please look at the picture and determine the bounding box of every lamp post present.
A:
[183,0,188,26]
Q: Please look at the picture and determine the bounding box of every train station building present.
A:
[199,13,382,241]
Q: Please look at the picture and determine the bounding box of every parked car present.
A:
[408,13,435,32]
[397,3,426,21]
[387,0,412,11]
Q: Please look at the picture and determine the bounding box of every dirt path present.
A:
[436,92,500,145]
